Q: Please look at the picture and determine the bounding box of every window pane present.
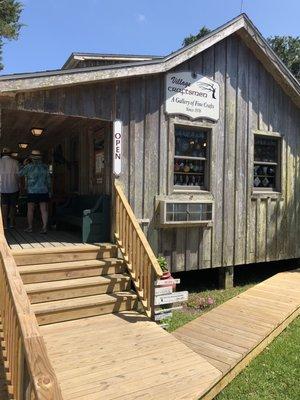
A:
[254,137,278,163]
[174,159,205,186]
[175,128,207,158]
[253,164,277,188]
[174,127,209,189]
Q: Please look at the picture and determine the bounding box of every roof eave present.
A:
[0,14,299,108]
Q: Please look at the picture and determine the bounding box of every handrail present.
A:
[114,180,163,318]
[0,213,63,399]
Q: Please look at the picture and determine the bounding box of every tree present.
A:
[267,36,300,81]
[182,26,211,47]
[0,0,23,70]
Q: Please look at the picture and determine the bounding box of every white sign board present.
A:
[165,72,220,121]
[154,311,173,321]
[155,278,180,286]
[154,306,183,314]
[113,120,122,175]
[154,291,188,306]
[155,286,173,296]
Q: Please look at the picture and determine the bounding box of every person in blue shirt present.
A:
[19,150,51,234]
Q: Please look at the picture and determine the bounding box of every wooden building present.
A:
[0,13,299,285]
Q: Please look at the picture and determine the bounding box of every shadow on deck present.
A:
[5,224,83,251]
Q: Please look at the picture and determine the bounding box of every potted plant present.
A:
[157,256,170,279]
[157,256,177,291]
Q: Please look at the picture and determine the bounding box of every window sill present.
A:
[172,188,213,198]
[251,191,284,200]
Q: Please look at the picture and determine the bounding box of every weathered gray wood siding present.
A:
[4,33,300,272]
[157,33,300,271]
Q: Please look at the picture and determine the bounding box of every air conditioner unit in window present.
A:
[158,200,213,228]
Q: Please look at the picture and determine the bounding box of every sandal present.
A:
[40,228,48,234]
[24,227,33,233]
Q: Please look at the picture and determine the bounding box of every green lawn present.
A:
[216,316,300,400]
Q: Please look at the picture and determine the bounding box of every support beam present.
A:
[218,266,234,289]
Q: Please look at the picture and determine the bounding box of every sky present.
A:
[1,0,299,75]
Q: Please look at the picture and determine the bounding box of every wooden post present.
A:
[218,266,234,289]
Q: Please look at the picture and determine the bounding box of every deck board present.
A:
[173,269,300,399]
[40,311,221,400]
[5,226,83,249]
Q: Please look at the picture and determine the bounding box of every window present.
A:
[253,135,281,191]
[174,126,209,190]
[159,200,213,227]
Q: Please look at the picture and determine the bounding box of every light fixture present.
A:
[31,127,44,137]
[18,143,29,149]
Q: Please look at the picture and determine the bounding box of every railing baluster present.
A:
[114,181,163,318]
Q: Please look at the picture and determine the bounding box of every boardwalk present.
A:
[1,268,299,399]
[40,311,221,400]
[173,269,300,399]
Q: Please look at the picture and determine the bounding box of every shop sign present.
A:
[165,72,220,121]
[113,120,122,175]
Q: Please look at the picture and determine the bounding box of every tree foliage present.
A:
[267,36,300,81]
[182,26,211,47]
[0,0,23,70]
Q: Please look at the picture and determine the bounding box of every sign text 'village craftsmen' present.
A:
[165,72,220,121]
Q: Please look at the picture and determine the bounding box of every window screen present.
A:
[166,202,212,222]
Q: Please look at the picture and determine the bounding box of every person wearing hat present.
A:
[19,150,51,233]
[0,147,20,229]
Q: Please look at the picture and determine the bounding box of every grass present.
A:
[166,283,254,332]
[216,316,300,400]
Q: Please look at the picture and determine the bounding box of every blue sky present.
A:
[1,0,299,75]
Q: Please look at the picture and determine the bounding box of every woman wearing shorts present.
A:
[19,150,51,234]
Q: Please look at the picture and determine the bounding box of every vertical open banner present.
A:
[113,120,122,176]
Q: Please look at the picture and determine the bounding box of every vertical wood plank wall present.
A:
[6,33,300,272]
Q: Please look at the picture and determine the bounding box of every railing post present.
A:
[21,358,32,400]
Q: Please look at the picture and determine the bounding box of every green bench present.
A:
[55,194,110,243]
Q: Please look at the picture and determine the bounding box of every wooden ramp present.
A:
[173,269,300,399]
[40,311,221,400]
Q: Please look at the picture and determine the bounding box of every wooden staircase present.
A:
[13,244,138,326]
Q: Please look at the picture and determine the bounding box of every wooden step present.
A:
[12,243,118,266]
[19,258,125,283]
[32,292,138,325]
[26,274,131,303]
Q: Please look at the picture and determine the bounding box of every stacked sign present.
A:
[154,278,188,328]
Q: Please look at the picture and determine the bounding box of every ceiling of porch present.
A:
[0,109,108,156]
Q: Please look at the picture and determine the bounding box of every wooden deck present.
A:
[173,269,300,399]
[1,263,299,399]
[40,311,221,400]
[5,226,83,250]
